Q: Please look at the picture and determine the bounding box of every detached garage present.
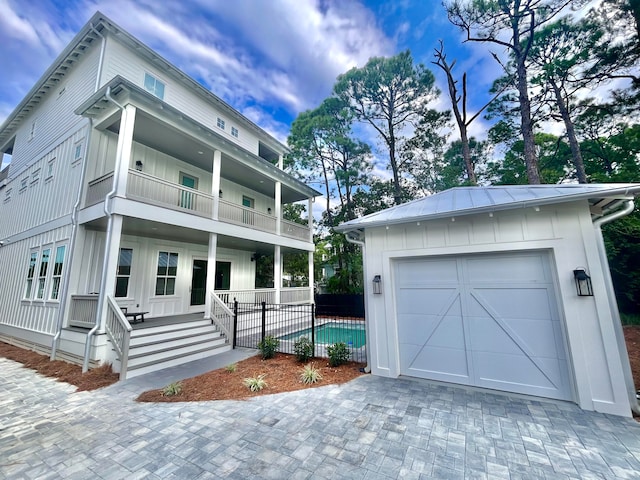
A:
[336,184,640,417]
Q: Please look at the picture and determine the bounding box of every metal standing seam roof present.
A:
[334,184,640,232]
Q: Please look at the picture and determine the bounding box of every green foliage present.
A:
[300,364,323,384]
[258,335,280,359]
[327,342,350,367]
[621,313,640,326]
[161,381,183,397]
[225,363,237,373]
[283,252,309,288]
[243,374,267,392]
[293,336,314,363]
[254,253,274,289]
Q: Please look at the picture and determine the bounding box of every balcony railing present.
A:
[68,294,99,328]
[84,171,311,240]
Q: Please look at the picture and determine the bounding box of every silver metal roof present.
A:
[335,184,640,232]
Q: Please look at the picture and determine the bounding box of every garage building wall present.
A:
[362,200,631,417]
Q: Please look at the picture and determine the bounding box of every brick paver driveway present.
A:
[1,356,640,479]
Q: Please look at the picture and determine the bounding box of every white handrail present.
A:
[210,292,235,346]
[104,295,132,380]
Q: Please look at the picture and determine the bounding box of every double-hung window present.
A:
[144,73,165,100]
[24,252,38,298]
[115,248,133,298]
[49,246,66,300]
[36,248,51,299]
[155,251,178,295]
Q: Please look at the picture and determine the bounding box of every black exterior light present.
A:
[372,275,382,295]
[573,268,593,297]
[135,160,143,171]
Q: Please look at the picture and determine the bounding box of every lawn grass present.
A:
[620,312,640,326]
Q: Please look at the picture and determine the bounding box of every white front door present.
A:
[395,251,573,401]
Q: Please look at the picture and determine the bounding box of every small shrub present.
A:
[327,342,350,367]
[300,363,322,384]
[243,374,267,392]
[161,381,183,397]
[293,336,314,362]
[258,335,279,359]
[225,363,237,373]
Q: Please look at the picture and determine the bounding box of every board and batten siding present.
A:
[100,36,263,156]
[0,126,88,239]
[6,42,101,177]
[363,201,631,416]
[0,225,72,337]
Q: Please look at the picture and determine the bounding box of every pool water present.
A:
[280,322,366,349]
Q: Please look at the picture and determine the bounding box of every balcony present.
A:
[85,170,311,241]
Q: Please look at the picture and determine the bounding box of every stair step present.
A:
[130,319,212,337]
[125,343,232,378]
[127,337,227,367]
[129,331,222,354]
[129,325,219,346]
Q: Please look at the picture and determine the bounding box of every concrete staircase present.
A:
[119,319,230,379]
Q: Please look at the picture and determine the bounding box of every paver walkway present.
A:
[1,355,640,480]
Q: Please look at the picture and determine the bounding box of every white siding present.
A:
[101,37,263,156]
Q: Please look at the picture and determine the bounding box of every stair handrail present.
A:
[210,292,235,347]
[105,294,132,380]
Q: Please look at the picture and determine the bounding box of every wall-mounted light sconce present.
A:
[135,160,143,171]
[251,253,261,262]
[573,268,593,297]
[372,275,382,295]
[267,207,272,215]
[219,189,223,198]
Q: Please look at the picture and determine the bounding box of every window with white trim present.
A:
[155,251,178,295]
[19,178,27,193]
[46,159,55,181]
[49,245,66,300]
[231,126,239,138]
[72,142,83,165]
[4,188,12,203]
[24,251,38,298]
[36,248,50,299]
[31,168,40,187]
[29,120,36,141]
[115,248,133,298]
[217,117,225,130]
[144,73,165,100]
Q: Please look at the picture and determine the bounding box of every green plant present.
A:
[243,374,267,392]
[225,363,237,373]
[161,381,183,397]
[300,363,323,384]
[327,342,350,367]
[293,336,314,362]
[258,335,280,359]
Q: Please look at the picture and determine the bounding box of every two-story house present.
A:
[0,11,319,378]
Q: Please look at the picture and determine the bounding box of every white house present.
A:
[336,184,640,417]
[0,12,319,378]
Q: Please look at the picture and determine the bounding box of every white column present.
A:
[274,245,281,304]
[278,154,283,170]
[308,251,315,303]
[308,197,314,242]
[114,104,136,197]
[212,150,222,220]
[275,181,282,235]
[96,214,123,330]
[204,233,218,319]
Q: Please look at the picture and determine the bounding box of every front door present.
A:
[190,259,207,307]
[215,261,231,290]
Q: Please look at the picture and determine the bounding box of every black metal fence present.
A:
[232,302,366,363]
[315,294,365,318]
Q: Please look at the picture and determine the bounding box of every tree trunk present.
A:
[459,128,477,184]
[515,58,541,184]
[550,80,588,183]
[388,123,403,205]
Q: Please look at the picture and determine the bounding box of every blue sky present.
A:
[0,0,504,160]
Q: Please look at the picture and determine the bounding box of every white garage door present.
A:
[395,251,572,400]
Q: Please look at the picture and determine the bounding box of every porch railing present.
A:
[218,199,277,233]
[85,173,114,207]
[215,288,276,305]
[281,287,312,304]
[105,295,132,381]
[281,219,310,241]
[210,292,235,347]
[68,295,99,328]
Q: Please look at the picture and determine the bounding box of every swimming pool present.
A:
[280,322,366,349]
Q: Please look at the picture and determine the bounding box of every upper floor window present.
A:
[31,169,40,187]
[144,73,165,100]
[4,188,12,203]
[231,126,239,138]
[29,120,36,141]
[217,118,225,130]
[72,142,83,165]
[46,159,55,181]
[19,178,27,193]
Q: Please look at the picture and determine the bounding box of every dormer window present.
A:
[231,126,239,138]
[217,118,225,130]
[144,73,165,100]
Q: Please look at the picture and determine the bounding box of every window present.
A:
[242,195,255,225]
[49,246,66,300]
[24,251,38,298]
[72,142,83,165]
[46,159,55,181]
[179,173,198,209]
[4,188,11,203]
[19,178,27,193]
[29,120,36,141]
[115,248,133,298]
[217,117,225,130]
[155,251,178,295]
[31,169,40,187]
[144,73,165,100]
[36,248,50,299]
[231,126,239,138]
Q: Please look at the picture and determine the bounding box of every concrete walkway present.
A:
[1,354,640,480]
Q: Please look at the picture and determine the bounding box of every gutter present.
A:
[81,86,123,373]
[592,199,640,415]
[344,229,371,373]
[52,24,106,361]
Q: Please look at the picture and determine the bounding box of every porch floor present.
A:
[130,312,206,330]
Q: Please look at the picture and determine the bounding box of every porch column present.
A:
[113,104,136,197]
[275,181,281,235]
[204,233,218,319]
[308,197,314,242]
[274,245,281,304]
[308,251,315,303]
[212,150,222,220]
[278,154,283,170]
[96,214,123,331]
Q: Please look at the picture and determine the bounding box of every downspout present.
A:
[344,229,371,373]
[592,199,640,415]
[82,86,124,372]
[51,23,106,361]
